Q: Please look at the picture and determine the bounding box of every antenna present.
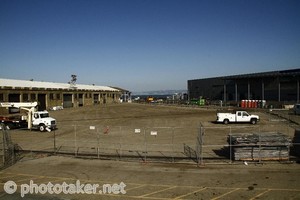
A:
[69,74,77,89]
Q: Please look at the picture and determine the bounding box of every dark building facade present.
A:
[188,69,300,105]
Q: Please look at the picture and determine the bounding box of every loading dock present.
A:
[78,93,84,107]
[63,94,73,108]
[37,94,46,111]
[93,94,99,104]
[8,93,20,113]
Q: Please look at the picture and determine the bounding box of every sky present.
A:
[0,0,299,92]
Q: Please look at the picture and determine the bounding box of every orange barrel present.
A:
[254,100,258,108]
[241,100,245,108]
[248,100,252,108]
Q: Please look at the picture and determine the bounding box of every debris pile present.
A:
[228,132,291,161]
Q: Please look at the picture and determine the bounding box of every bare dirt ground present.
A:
[1,103,300,199]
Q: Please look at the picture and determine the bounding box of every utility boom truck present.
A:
[216,110,259,125]
[0,102,56,132]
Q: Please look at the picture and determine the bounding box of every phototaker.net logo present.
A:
[4,180,126,197]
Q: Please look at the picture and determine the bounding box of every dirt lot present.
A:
[1,103,300,199]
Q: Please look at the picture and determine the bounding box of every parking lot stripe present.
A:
[174,187,207,199]
[139,186,177,198]
[211,188,240,200]
[249,189,271,200]
[126,184,147,191]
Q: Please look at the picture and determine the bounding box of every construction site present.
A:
[0,70,299,199]
[0,102,300,199]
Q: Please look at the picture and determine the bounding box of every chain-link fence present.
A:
[51,125,199,163]
[0,123,21,169]
[7,122,300,165]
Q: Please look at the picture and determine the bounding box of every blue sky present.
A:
[0,0,299,92]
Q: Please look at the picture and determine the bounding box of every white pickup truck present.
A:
[216,111,259,125]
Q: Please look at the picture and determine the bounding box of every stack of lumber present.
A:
[228,132,291,161]
[292,129,300,156]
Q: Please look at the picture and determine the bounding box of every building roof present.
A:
[0,78,120,92]
[188,68,300,81]
[224,68,300,80]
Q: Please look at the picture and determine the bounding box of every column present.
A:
[235,82,238,102]
[297,80,299,103]
[248,80,251,99]
[223,81,226,103]
[262,80,265,100]
[278,81,281,102]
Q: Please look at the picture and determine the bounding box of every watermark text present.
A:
[4,180,126,197]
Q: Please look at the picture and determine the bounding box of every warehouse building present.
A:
[188,69,300,106]
[0,78,126,114]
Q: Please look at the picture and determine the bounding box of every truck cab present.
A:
[32,111,56,132]
[236,111,252,122]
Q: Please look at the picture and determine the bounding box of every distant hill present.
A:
[132,90,187,96]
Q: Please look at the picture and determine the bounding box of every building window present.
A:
[23,93,29,101]
[50,93,54,100]
[0,93,3,102]
[31,94,36,101]
[57,94,61,100]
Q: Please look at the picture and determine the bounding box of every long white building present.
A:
[0,78,125,113]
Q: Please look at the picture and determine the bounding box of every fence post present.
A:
[229,126,232,163]
[74,125,77,157]
[1,124,5,167]
[172,127,174,163]
[144,127,147,163]
[119,126,122,160]
[196,123,203,167]
[258,133,261,163]
[53,129,56,153]
[97,127,100,159]
[201,125,204,165]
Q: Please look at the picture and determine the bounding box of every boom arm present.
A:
[0,102,38,129]
[0,102,37,109]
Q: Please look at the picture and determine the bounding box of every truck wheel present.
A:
[250,119,257,125]
[39,125,46,132]
[223,119,229,125]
